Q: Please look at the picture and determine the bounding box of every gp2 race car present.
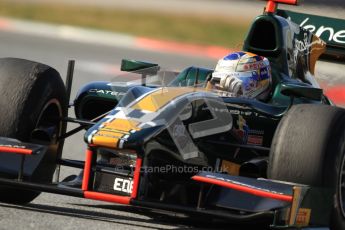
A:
[0,0,345,229]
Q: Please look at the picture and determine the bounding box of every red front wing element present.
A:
[0,146,33,155]
[131,158,142,199]
[81,147,142,205]
[82,148,93,191]
[84,191,131,205]
[192,173,293,202]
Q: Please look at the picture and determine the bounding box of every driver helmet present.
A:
[211,51,272,100]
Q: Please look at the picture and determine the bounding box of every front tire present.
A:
[0,58,67,204]
[268,104,345,229]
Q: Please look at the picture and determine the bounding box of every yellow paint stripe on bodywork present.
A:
[102,118,140,132]
[91,119,139,148]
[131,87,200,112]
[94,130,124,138]
[99,127,130,135]
[92,135,120,148]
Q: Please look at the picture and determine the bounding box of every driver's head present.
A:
[211,51,272,100]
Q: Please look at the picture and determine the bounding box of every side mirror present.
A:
[280,83,323,101]
[121,59,160,86]
[121,59,159,74]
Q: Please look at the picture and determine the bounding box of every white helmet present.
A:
[212,51,272,100]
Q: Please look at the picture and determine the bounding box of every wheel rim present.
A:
[339,149,345,218]
[33,99,63,143]
[33,99,63,183]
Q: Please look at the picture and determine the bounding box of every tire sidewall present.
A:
[268,104,345,229]
[17,67,67,142]
[329,122,345,230]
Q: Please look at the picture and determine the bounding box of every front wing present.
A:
[0,138,333,229]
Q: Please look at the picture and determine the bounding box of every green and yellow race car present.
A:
[0,0,344,229]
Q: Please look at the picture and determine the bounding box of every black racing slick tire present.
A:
[0,58,67,204]
[268,104,345,230]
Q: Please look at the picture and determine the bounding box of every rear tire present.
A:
[0,58,67,204]
[268,104,345,229]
